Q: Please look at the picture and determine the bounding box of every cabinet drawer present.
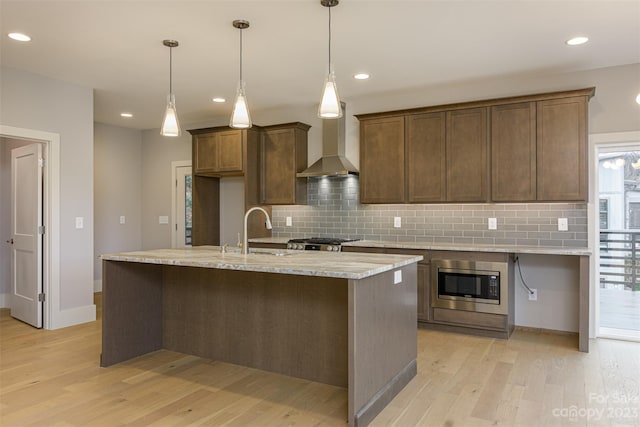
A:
[433,307,507,331]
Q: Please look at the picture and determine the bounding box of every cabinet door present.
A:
[407,113,446,202]
[261,128,297,204]
[491,102,537,201]
[217,130,244,173]
[446,108,488,202]
[417,263,431,322]
[194,134,218,174]
[537,96,587,201]
[359,116,405,204]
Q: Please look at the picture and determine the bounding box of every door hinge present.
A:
[38,158,44,167]
[38,225,45,235]
[38,293,45,302]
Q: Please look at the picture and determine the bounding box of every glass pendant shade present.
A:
[318,69,342,118]
[161,93,181,136]
[230,80,251,129]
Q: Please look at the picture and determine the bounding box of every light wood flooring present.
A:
[1,294,639,426]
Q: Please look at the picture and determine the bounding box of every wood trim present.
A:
[355,87,596,121]
[579,255,590,352]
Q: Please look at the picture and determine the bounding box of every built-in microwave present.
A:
[431,259,509,315]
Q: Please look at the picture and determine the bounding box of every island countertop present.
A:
[101,246,423,280]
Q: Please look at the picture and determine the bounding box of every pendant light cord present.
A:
[239,28,243,82]
[169,46,173,95]
[328,5,332,69]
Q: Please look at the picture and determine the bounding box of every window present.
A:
[599,198,609,230]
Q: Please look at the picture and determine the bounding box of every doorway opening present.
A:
[171,161,192,248]
[595,136,640,342]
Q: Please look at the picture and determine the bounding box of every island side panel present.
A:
[101,260,163,367]
[348,264,418,427]
[162,265,349,387]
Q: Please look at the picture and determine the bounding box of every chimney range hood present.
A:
[297,103,359,178]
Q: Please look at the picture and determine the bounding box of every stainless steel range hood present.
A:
[297,103,359,178]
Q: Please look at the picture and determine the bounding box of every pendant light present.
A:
[160,39,181,137]
[230,20,252,129]
[318,0,342,119]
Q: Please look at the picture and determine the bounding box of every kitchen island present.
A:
[100,246,422,426]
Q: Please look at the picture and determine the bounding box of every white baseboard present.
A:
[94,279,102,292]
[49,304,96,329]
[0,293,9,308]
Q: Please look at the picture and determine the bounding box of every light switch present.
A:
[159,215,169,224]
[394,217,402,228]
[558,218,568,231]
[119,215,126,225]
[75,217,84,229]
[394,270,402,284]
[286,216,293,227]
[488,218,497,230]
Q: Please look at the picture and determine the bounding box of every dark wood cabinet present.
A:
[406,112,446,202]
[357,87,594,204]
[192,128,244,176]
[359,116,405,204]
[417,263,431,322]
[446,107,489,202]
[260,122,310,205]
[537,96,588,201]
[491,102,537,202]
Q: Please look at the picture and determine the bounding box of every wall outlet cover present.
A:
[394,270,402,284]
[286,216,292,227]
[119,215,125,225]
[394,217,401,228]
[558,218,568,231]
[75,217,84,229]
[159,215,169,224]
[528,289,538,301]
[488,217,497,230]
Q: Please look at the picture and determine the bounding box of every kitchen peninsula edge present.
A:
[100,247,422,427]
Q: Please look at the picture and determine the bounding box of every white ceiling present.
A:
[1,0,639,130]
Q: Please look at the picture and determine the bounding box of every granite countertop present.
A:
[248,237,592,256]
[101,246,423,280]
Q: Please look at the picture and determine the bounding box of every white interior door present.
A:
[174,165,192,248]
[10,144,43,328]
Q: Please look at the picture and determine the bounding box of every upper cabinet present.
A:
[491,102,537,202]
[357,87,594,204]
[446,108,488,202]
[260,122,310,205]
[536,96,588,201]
[360,116,405,204]
[191,127,251,177]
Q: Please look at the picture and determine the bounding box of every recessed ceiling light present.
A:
[120,112,133,118]
[212,97,226,103]
[636,93,640,105]
[8,32,31,42]
[566,36,589,46]
[354,73,370,80]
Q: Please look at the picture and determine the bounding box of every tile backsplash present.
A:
[271,176,588,248]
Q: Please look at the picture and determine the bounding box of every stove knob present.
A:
[287,243,293,249]
[329,245,336,251]
[297,244,305,250]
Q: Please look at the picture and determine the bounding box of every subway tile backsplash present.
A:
[271,176,588,248]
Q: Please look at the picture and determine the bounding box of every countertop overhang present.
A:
[248,237,592,256]
[101,246,423,280]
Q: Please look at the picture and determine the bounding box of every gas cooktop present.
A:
[287,237,359,252]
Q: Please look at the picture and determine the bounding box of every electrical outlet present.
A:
[488,217,497,230]
[159,216,169,224]
[75,217,84,229]
[394,270,402,284]
[119,215,126,225]
[286,216,292,227]
[528,289,538,301]
[394,217,401,228]
[558,218,568,231]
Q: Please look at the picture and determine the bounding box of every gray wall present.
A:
[93,123,143,287]
[140,128,192,249]
[0,66,94,313]
[0,138,38,307]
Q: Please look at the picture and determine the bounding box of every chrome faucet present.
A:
[242,207,272,255]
